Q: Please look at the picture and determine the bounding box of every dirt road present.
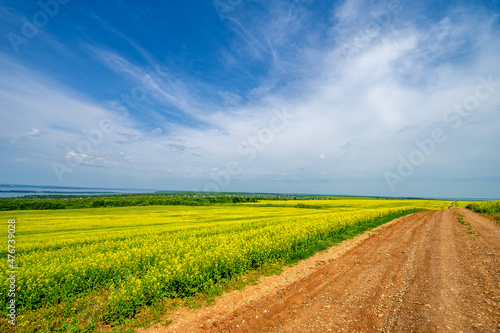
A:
[143,209,500,332]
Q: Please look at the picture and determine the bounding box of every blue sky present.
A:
[0,0,499,198]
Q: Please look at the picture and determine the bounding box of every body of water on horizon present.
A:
[0,185,154,198]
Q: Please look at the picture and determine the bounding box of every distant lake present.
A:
[0,185,155,198]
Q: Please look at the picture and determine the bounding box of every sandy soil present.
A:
[140,208,500,333]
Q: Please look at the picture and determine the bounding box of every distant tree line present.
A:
[0,195,258,211]
[1,191,379,211]
[18,192,327,201]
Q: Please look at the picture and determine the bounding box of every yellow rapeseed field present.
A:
[0,198,450,330]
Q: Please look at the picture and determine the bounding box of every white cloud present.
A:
[151,128,162,134]
[23,128,40,137]
[9,158,27,162]
[0,1,499,196]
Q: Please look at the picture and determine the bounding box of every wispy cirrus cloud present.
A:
[0,0,498,197]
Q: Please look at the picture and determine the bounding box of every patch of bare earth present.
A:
[139,209,500,333]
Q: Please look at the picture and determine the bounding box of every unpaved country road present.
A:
[142,209,500,333]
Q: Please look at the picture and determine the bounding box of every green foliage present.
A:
[295,203,325,209]
[0,195,258,211]
[466,201,500,214]
[466,200,500,223]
